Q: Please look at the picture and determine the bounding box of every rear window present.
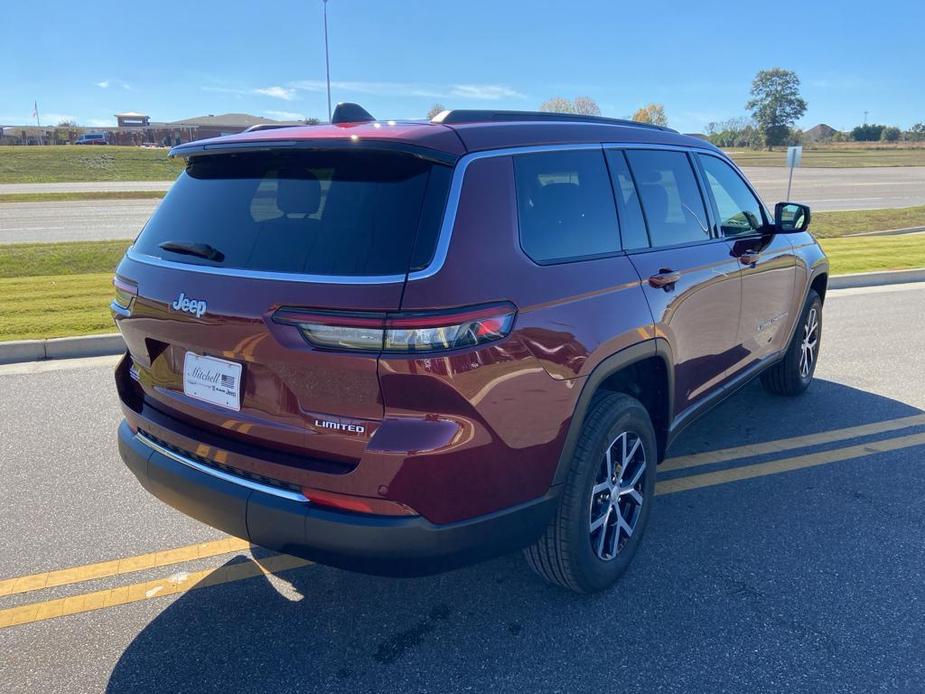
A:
[132,150,451,276]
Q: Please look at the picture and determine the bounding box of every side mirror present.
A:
[774,202,811,233]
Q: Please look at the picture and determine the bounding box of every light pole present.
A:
[323,0,332,122]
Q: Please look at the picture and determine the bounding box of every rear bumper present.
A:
[118,420,559,576]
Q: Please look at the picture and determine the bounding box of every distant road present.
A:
[0,181,172,195]
[0,199,159,244]
[743,166,925,211]
[2,167,924,244]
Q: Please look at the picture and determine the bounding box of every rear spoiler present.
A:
[168,139,459,166]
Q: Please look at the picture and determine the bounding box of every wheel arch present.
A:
[552,340,673,486]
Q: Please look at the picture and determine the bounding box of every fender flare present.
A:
[551,338,674,486]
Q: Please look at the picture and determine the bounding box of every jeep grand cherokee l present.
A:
[112,105,827,593]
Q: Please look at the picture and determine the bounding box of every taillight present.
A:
[274,303,516,354]
[112,276,138,313]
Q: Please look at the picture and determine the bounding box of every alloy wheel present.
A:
[589,431,647,561]
[800,307,819,378]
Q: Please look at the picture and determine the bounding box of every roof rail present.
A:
[243,123,305,133]
[431,109,677,133]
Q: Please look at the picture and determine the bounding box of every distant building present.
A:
[115,112,151,127]
[0,112,311,146]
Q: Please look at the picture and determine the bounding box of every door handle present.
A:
[739,253,759,267]
[648,269,681,289]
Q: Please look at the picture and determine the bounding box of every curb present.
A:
[829,267,925,290]
[0,334,124,365]
[844,225,925,237]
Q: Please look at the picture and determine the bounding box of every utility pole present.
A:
[322,0,332,122]
[863,110,869,125]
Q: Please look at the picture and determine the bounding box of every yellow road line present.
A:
[661,413,925,472]
[657,430,925,495]
[3,426,925,631]
[0,553,311,629]
[0,537,251,598]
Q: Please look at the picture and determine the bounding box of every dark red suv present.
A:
[113,106,827,592]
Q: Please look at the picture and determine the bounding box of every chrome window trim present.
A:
[136,431,310,503]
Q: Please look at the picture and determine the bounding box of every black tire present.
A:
[760,289,822,396]
[524,392,657,593]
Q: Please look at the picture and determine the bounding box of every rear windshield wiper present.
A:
[158,241,225,262]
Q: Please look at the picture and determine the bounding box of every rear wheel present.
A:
[761,289,822,396]
[524,393,656,593]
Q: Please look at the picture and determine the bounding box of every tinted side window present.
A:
[514,149,620,263]
[624,150,710,247]
[605,150,649,250]
[698,154,766,237]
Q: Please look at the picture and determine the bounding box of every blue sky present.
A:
[3,0,923,133]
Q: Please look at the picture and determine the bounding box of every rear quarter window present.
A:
[132,150,451,277]
[513,149,621,264]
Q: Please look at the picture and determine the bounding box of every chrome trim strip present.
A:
[125,247,407,285]
[135,432,310,503]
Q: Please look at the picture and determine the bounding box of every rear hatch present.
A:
[114,146,453,466]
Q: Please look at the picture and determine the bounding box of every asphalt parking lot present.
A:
[1,283,923,693]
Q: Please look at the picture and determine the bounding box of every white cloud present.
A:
[265,110,305,121]
[86,118,113,127]
[290,80,524,101]
[42,113,78,125]
[255,86,296,101]
[448,84,524,100]
[96,79,131,90]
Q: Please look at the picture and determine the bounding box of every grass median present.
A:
[0,190,166,203]
[726,145,925,168]
[0,235,923,341]
[0,146,184,184]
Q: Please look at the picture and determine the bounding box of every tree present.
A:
[880,126,901,142]
[746,68,807,149]
[539,96,601,116]
[851,124,885,141]
[907,123,925,142]
[427,103,447,120]
[56,119,78,128]
[631,103,668,127]
[705,117,762,148]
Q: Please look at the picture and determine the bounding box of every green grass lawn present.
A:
[0,273,117,341]
[725,146,925,168]
[0,190,165,203]
[0,236,923,341]
[0,146,184,183]
[0,240,130,278]
[817,235,925,275]
[810,205,925,238]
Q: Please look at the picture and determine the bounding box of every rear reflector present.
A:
[302,487,417,516]
[274,303,516,354]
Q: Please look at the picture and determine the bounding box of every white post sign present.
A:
[786,145,802,200]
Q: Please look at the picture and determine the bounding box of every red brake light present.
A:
[113,275,138,310]
[273,303,516,354]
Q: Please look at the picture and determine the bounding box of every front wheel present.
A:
[761,289,822,396]
[524,393,657,593]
